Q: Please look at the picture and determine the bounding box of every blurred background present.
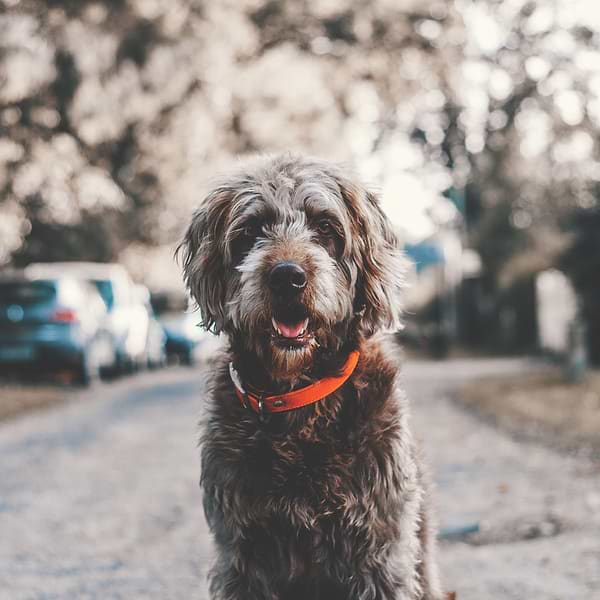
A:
[0,1,599,599]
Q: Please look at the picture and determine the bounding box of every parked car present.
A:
[0,272,115,385]
[135,284,167,369]
[26,262,149,374]
[160,310,222,365]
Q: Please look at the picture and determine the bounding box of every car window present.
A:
[92,279,114,310]
[0,281,56,304]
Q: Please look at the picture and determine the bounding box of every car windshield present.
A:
[92,280,114,310]
[0,281,56,304]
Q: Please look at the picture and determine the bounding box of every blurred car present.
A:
[26,262,150,374]
[160,310,222,365]
[0,272,115,385]
[135,284,167,369]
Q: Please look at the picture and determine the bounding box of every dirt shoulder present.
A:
[0,384,73,422]
[458,366,600,456]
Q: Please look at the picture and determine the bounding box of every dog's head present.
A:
[179,155,405,379]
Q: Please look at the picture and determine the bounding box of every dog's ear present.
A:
[177,188,231,333]
[337,178,406,335]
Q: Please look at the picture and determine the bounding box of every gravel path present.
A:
[406,360,600,600]
[0,358,598,599]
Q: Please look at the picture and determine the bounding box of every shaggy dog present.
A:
[179,155,444,600]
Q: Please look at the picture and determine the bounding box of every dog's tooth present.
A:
[271,317,282,335]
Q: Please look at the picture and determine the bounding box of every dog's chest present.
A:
[238,427,377,520]
[221,426,407,570]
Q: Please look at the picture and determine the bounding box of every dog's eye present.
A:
[230,220,263,264]
[316,219,333,236]
[242,221,262,239]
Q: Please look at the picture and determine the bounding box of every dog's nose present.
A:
[269,262,307,295]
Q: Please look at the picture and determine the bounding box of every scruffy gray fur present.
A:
[179,154,445,599]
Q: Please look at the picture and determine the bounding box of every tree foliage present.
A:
[0,0,462,269]
[1,0,598,328]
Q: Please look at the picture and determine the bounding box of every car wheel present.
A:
[97,334,117,380]
[73,350,100,387]
[117,354,135,376]
[178,345,191,366]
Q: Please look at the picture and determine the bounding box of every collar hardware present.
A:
[257,395,267,422]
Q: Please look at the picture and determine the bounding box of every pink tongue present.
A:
[275,319,306,338]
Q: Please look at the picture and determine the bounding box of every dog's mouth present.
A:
[270,315,313,348]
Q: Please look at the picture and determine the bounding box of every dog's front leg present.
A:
[347,567,422,600]
[209,557,279,600]
[203,484,282,599]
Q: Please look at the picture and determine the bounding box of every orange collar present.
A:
[229,350,360,419]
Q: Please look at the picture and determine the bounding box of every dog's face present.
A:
[179,155,404,379]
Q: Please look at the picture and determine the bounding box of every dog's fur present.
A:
[179,155,443,599]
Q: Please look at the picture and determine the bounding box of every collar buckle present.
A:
[229,362,250,410]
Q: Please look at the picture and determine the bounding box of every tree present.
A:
[0,0,463,273]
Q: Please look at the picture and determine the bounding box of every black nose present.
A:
[269,262,307,295]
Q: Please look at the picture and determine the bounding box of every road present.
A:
[0,359,599,599]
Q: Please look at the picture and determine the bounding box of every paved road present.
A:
[0,359,598,599]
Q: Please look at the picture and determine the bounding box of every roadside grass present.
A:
[459,367,600,456]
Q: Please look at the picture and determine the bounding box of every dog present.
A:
[179,154,444,599]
